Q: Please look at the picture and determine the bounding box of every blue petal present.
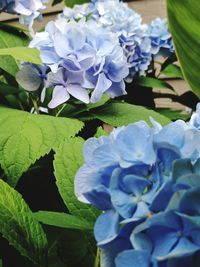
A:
[150,181,173,212]
[100,227,132,267]
[74,164,102,203]
[178,187,200,215]
[110,189,137,219]
[157,147,180,175]
[94,210,120,245]
[90,72,112,103]
[172,159,193,182]
[121,175,151,196]
[84,184,112,210]
[157,237,200,260]
[115,250,151,267]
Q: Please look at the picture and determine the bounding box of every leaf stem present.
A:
[56,103,67,117]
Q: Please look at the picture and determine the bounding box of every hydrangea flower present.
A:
[62,0,174,79]
[17,18,129,108]
[0,0,49,31]
[148,18,174,56]
[75,104,200,267]
[43,67,89,108]
[189,103,200,129]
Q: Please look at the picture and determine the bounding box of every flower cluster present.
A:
[17,18,128,108]
[16,0,174,109]
[75,104,200,267]
[62,0,174,78]
[0,0,49,30]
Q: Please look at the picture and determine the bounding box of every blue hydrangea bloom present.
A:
[189,103,200,129]
[75,107,200,267]
[148,18,174,56]
[62,0,174,79]
[127,37,152,78]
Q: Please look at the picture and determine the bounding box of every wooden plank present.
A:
[128,0,166,23]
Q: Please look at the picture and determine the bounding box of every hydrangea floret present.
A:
[75,104,200,267]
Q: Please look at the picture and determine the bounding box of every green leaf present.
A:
[95,126,108,137]
[47,229,96,267]
[87,94,110,110]
[34,211,93,230]
[54,137,100,222]
[64,0,89,8]
[54,138,99,263]
[91,102,171,127]
[167,0,200,98]
[134,76,174,90]
[156,108,190,121]
[0,107,84,187]
[0,179,47,265]
[0,47,42,65]
[161,64,183,79]
[0,27,29,76]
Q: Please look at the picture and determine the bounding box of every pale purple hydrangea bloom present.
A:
[17,18,129,108]
[62,0,174,79]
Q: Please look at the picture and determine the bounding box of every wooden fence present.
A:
[0,0,190,111]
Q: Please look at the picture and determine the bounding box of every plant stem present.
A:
[32,98,40,114]
[94,248,100,267]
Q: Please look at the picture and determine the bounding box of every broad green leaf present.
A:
[54,137,100,222]
[0,27,29,76]
[167,0,200,98]
[64,0,89,8]
[34,211,93,230]
[134,76,174,90]
[0,107,83,187]
[0,179,47,265]
[161,64,183,79]
[91,102,171,127]
[0,47,42,65]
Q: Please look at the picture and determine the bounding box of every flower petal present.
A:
[48,85,70,108]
